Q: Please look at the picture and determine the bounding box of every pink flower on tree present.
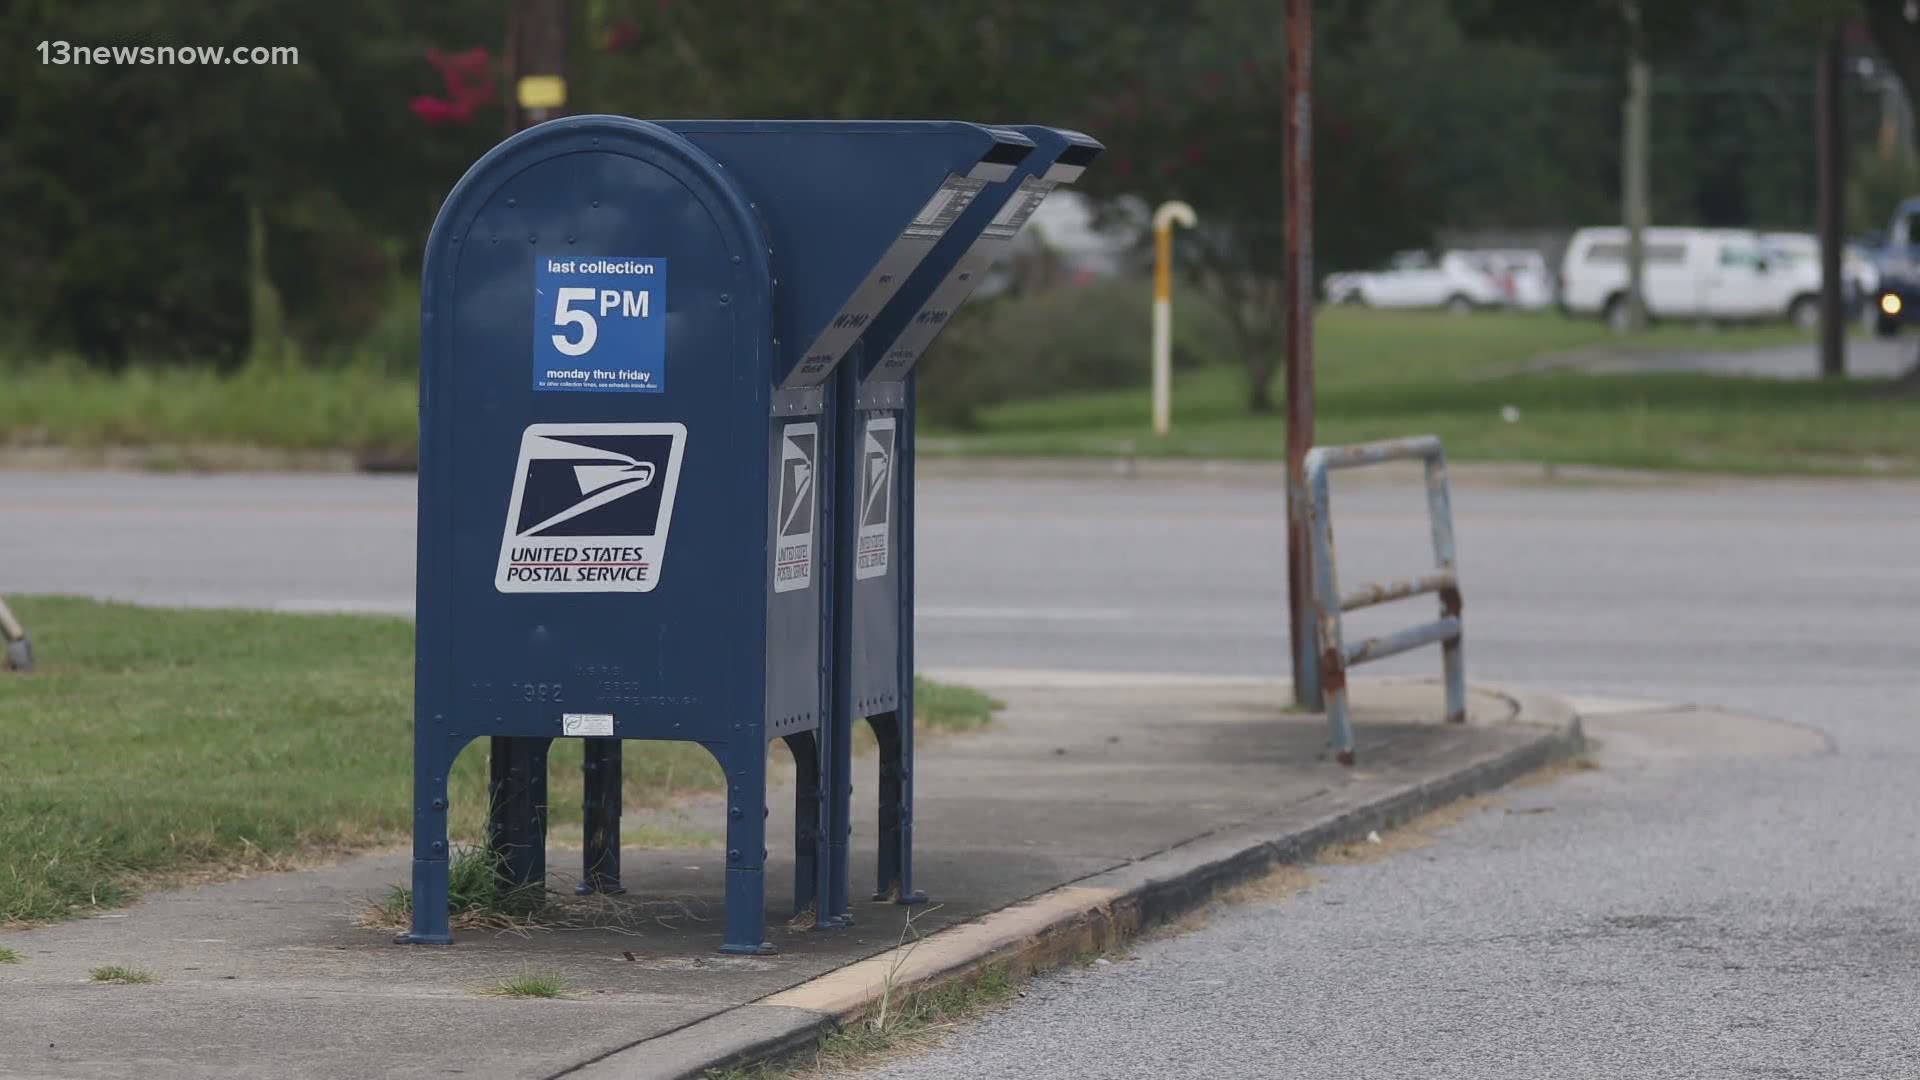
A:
[410,47,495,126]
[604,21,639,52]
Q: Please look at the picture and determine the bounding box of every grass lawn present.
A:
[7,307,1912,474]
[0,596,996,926]
[926,309,1920,475]
[0,363,418,456]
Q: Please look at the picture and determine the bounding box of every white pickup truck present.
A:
[1560,227,1819,331]
[1323,250,1505,313]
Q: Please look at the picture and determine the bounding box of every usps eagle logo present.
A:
[495,424,687,593]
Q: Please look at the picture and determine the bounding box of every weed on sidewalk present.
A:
[486,971,571,999]
[359,844,712,936]
[89,966,156,985]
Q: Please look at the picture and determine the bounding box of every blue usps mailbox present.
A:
[405,115,1034,954]
[822,126,1102,923]
[567,120,1036,920]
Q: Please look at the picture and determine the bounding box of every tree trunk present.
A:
[246,197,290,371]
[1244,334,1278,413]
[1200,265,1285,415]
[1620,11,1651,333]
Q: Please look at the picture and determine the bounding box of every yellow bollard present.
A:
[1151,200,1197,437]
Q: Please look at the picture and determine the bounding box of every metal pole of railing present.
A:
[1303,452,1352,763]
[1423,450,1467,724]
[1302,435,1467,764]
[0,597,34,672]
[1283,0,1320,708]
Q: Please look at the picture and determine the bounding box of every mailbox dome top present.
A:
[423,114,772,304]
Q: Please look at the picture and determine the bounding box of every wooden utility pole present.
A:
[490,0,574,898]
[1283,0,1318,706]
[1817,31,1848,379]
[1621,0,1650,333]
[505,0,570,133]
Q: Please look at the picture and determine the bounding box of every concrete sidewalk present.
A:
[0,674,1579,1080]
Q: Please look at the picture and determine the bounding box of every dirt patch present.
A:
[1318,795,1501,864]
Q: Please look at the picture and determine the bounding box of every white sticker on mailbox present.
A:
[981,176,1054,239]
[495,423,687,593]
[562,713,615,737]
[855,417,895,580]
[773,422,818,593]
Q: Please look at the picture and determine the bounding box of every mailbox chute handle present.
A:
[975,127,1036,182]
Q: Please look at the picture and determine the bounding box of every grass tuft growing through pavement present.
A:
[0,596,999,926]
[364,845,547,930]
[486,971,571,999]
[0,946,21,963]
[910,678,1000,733]
[89,965,156,985]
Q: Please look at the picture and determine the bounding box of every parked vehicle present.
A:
[1852,234,1886,299]
[1757,231,1879,329]
[1460,249,1555,310]
[1866,198,1920,336]
[1560,227,1817,331]
[1848,241,1881,305]
[1323,250,1504,312]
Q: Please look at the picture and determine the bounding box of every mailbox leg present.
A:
[717,740,776,955]
[577,739,625,895]
[869,712,904,899]
[782,731,828,922]
[869,710,927,904]
[485,736,551,906]
[398,737,456,945]
[885,396,927,905]
[824,718,853,926]
[824,366,860,928]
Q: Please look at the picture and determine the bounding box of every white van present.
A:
[1759,231,1877,320]
[1560,227,1816,331]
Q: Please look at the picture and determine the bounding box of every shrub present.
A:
[916,277,1235,429]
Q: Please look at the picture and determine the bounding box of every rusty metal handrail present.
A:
[1300,435,1465,764]
[0,596,34,673]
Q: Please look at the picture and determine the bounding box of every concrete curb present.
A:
[567,686,1584,1080]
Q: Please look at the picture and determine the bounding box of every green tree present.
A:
[0,0,502,366]
[1085,0,1593,411]
[1850,149,1920,235]
[1457,0,1846,229]
[577,0,1140,123]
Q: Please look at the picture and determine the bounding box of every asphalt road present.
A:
[0,465,1910,700]
[4,465,1918,1077]
[884,471,1915,1078]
